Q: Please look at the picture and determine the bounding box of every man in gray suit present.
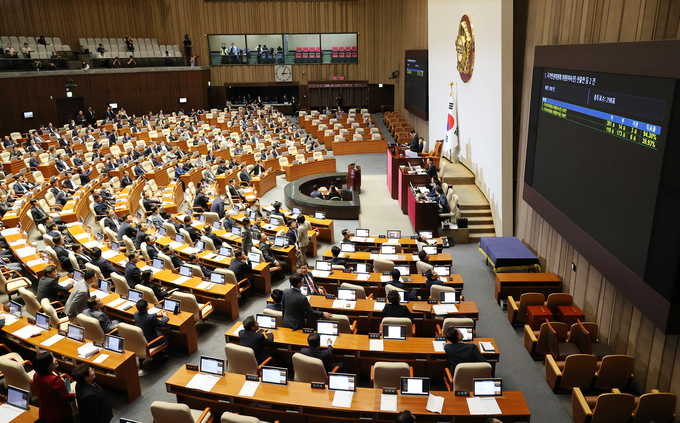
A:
[210,194,226,219]
[65,269,97,319]
[281,273,332,330]
[83,297,119,332]
[133,299,172,360]
[37,265,72,303]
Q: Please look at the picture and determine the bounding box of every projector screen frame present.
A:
[404,49,429,121]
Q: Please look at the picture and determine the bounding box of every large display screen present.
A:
[525,67,676,294]
[404,50,428,120]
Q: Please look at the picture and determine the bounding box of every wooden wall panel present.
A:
[516,0,680,413]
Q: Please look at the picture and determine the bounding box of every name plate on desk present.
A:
[246,374,259,381]
[343,269,353,273]
[455,390,470,396]
[382,272,391,276]
[376,298,386,303]
[303,328,315,334]
[435,336,446,341]
[410,236,418,239]
[185,364,198,371]
[311,382,325,389]
[378,235,386,238]
[325,294,335,300]
[383,388,397,395]
[428,300,438,304]
[369,333,381,339]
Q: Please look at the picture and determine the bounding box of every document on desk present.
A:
[91,289,110,300]
[196,281,211,290]
[16,247,37,258]
[202,253,216,260]
[411,255,420,261]
[185,373,219,392]
[107,298,126,308]
[466,397,501,415]
[380,394,398,411]
[9,239,26,247]
[3,315,18,327]
[432,340,446,353]
[12,325,42,340]
[351,237,366,243]
[311,270,331,278]
[148,307,160,315]
[379,254,399,260]
[369,254,378,260]
[169,241,184,250]
[0,403,25,422]
[480,342,496,353]
[84,240,102,249]
[74,233,90,240]
[101,250,118,259]
[116,300,136,311]
[41,334,64,347]
[432,304,458,315]
[172,276,191,285]
[27,259,47,267]
[238,380,260,397]
[182,247,199,254]
[426,393,445,413]
[233,324,244,335]
[59,279,74,288]
[370,339,384,351]
[332,391,354,408]
[380,275,391,282]
[93,353,109,364]
[373,302,386,311]
[356,273,370,281]
[365,238,376,243]
[332,300,355,310]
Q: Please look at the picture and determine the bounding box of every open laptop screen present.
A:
[199,356,225,376]
[440,290,460,304]
[383,324,407,340]
[394,265,410,276]
[6,385,29,410]
[315,260,331,271]
[67,324,85,343]
[261,366,288,385]
[35,312,50,331]
[400,377,430,396]
[340,243,355,253]
[128,289,143,303]
[328,373,356,391]
[317,320,339,336]
[381,245,396,254]
[355,263,370,274]
[256,314,277,329]
[456,326,474,341]
[210,273,225,284]
[163,298,181,314]
[473,378,503,397]
[387,230,401,239]
[422,246,437,255]
[433,265,450,276]
[356,228,369,237]
[337,289,356,301]
[104,334,124,353]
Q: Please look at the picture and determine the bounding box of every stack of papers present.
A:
[379,254,398,260]
[373,302,386,311]
[102,250,118,259]
[320,335,337,346]
[12,325,43,339]
[311,270,331,278]
[3,315,19,326]
[169,241,184,249]
[432,340,446,352]
[370,339,384,351]
[426,393,445,413]
[233,324,244,335]
[27,259,47,267]
[74,233,90,240]
[0,228,20,236]
[83,240,101,248]
[148,307,161,315]
[91,289,110,299]
[77,343,100,358]
[41,334,64,347]
[185,373,220,392]
[202,253,216,260]
[480,342,496,352]
[107,298,126,308]
[351,237,367,243]
[196,281,212,290]
[238,380,260,397]
[8,239,26,247]
[172,276,191,285]
[466,397,501,415]
[182,247,199,254]
[332,300,355,310]
[432,304,458,315]
[0,403,25,421]
[15,247,37,258]
[93,354,109,364]
[380,394,397,411]
[356,274,370,281]
[332,391,353,408]
[411,255,420,261]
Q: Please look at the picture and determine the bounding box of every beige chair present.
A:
[76,313,110,342]
[339,282,371,300]
[546,353,598,392]
[313,151,323,161]
[68,252,82,271]
[373,259,394,273]
[415,261,433,274]
[593,355,634,391]
[221,411,275,423]
[111,273,129,297]
[163,222,178,239]
[524,321,569,358]
[225,343,271,375]
[380,317,415,337]
[41,298,68,331]
[292,352,337,382]
[430,284,457,301]
[331,314,357,334]
[85,263,105,282]
[158,252,177,271]
[117,322,168,369]
[200,236,217,251]
[136,284,160,304]
[45,246,67,274]
[217,269,250,294]
[122,235,135,252]
[172,291,214,322]
[32,171,45,184]
[18,287,40,318]
[202,212,219,228]
[631,390,677,423]
[507,292,546,324]
[262,308,283,327]
[436,317,475,337]
[384,283,405,299]
[0,357,34,394]
[185,263,207,278]
[150,401,213,423]
[0,268,31,300]
[572,388,635,423]
[371,362,412,389]
[545,293,573,315]
[445,362,493,392]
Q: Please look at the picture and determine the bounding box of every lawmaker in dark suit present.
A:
[90,247,121,279]
[425,158,437,179]
[193,190,210,212]
[93,197,109,217]
[210,194,226,219]
[444,326,487,375]
[409,131,418,150]
[30,200,49,225]
[133,299,172,352]
[36,265,72,303]
[300,264,323,295]
[239,315,275,364]
[385,268,420,301]
[282,273,332,330]
[425,268,445,293]
[125,252,142,288]
[53,235,74,273]
[104,210,123,232]
[72,364,114,423]
[117,214,137,241]
[203,225,222,249]
[383,290,413,318]
[120,172,133,189]
[182,215,201,243]
[300,332,345,372]
[329,246,346,267]
[228,249,251,283]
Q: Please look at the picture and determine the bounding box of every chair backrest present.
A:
[221,411,263,423]
[589,392,636,423]
[33,171,45,183]
[68,251,81,271]
[150,401,196,423]
[117,322,149,359]
[292,352,327,382]
[594,355,635,391]
[42,233,55,247]
[224,343,258,374]
[415,260,433,274]
[561,354,598,390]
[76,313,106,343]
[340,282,367,299]
[111,273,129,297]
[381,317,413,337]
[136,284,159,304]
[517,293,546,323]
[452,363,493,391]
[140,242,151,262]
[535,321,568,356]
[430,284,456,301]
[40,298,62,329]
[122,235,135,252]
[163,222,177,239]
[0,357,32,393]
[632,391,677,423]
[330,314,353,334]
[374,259,394,273]
[18,287,39,318]
[373,362,410,389]
[545,293,573,314]
[203,212,219,227]
[262,308,283,327]
[384,284,405,299]
[171,292,200,322]
[441,318,475,336]
[158,252,176,270]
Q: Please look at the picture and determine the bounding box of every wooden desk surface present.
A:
[284,158,337,182]
[321,251,453,273]
[166,368,529,420]
[302,295,478,319]
[0,402,40,422]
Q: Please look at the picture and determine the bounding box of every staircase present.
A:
[460,204,496,243]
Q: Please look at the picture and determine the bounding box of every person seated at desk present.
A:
[397,411,416,423]
[90,247,122,279]
[413,137,425,154]
[183,215,201,243]
[125,252,143,289]
[188,254,211,278]
[425,157,437,180]
[384,289,413,318]
[162,245,185,269]
[418,250,435,266]
[282,273,333,330]
[269,201,289,225]
[257,232,285,275]
[229,249,253,285]
[31,352,76,423]
[134,222,149,250]
[133,299,172,362]
[444,326,487,375]
[72,363,114,423]
[250,160,265,177]
[93,194,109,217]
[65,269,98,319]
[117,213,138,242]
[12,174,34,196]
[300,263,324,295]
[54,153,72,172]
[0,194,11,218]
[37,264,72,303]
[104,208,123,232]
[141,270,170,301]
[330,246,347,267]
[325,185,341,200]
[209,193,226,219]
[72,244,91,270]
[120,170,133,189]
[193,186,210,212]
[266,289,283,311]
[340,229,355,244]
[239,315,276,365]
[53,235,74,273]
[310,186,323,199]
[424,268,446,294]
[83,296,119,333]
[436,187,450,219]
[426,177,442,200]
[228,178,246,203]
[238,163,251,185]
[301,332,346,373]
[202,224,222,250]
[385,268,420,301]
[215,160,228,175]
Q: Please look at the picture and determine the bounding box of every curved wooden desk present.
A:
[333,139,388,155]
[284,158,337,181]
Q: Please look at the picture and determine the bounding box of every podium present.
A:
[347,163,361,192]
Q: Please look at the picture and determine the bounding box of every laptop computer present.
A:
[175,234,185,244]
[400,377,430,396]
[104,334,124,354]
[274,236,288,247]
[195,240,205,252]
[219,247,232,257]
[394,265,410,277]
[315,260,332,272]
[256,314,277,330]
[9,301,21,319]
[248,252,261,268]
[440,290,460,304]
[422,245,437,255]
[269,216,281,227]
[158,226,167,236]
[314,211,326,220]
[340,243,355,253]
[35,312,50,331]
[317,320,339,345]
[383,324,407,340]
[199,356,225,376]
[67,324,85,343]
[152,258,165,270]
[387,230,401,239]
[397,291,409,304]
[249,211,256,220]
[178,266,193,278]
[419,230,434,239]
[210,273,225,285]
[231,226,241,236]
[6,385,29,411]
[433,265,450,276]
[356,228,369,238]
[98,279,111,293]
[336,288,357,301]
[163,298,181,314]
[355,263,370,274]
[473,378,503,397]
[328,373,356,391]
[128,289,143,303]
[212,221,221,230]
[456,326,474,341]
[261,366,288,385]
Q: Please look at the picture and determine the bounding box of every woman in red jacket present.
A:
[31,352,75,423]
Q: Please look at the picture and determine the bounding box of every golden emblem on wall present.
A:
[456,14,475,83]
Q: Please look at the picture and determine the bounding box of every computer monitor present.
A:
[340,243,355,253]
[219,247,232,257]
[73,270,83,281]
[67,324,85,343]
[433,265,450,276]
[212,221,221,230]
[104,334,124,353]
[198,214,206,223]
[422,245,437,255]
[127,290,143,304]
[231,226,241,236]
[397,291,409,304]
[152,258,165,270]
[199,356,225,376]
[163,298,181,314]
[314,211,326,220]
[261,366,288,385]
[9,301,21,318]
[98,279,111,293]
[456,326,474,341]
[293,207,302,215]
[111,242,120,252]
[231,205,239,213]
[381,245,396,254]
[159,227,167,236]
[317,320,339,336]
[269,216,281,227]
[256,314,277,329]
[186,209,193,217]
[473,378,503,397]
[195,240,205,251]
[356,228,369,237]
[300,286,309,296]
[248,252,261,263]
[337,289,357,301]
[315,260,331,271]
[440,290,460,304]
[274,237,286,247]
[394,265,410,276]
[249,211,256,220]
[6,385,29,411]
[210,273,225,284]
[400,377,430,396]
[179,266,192,277]
[383,324,407,340]
[355,263,370,274]
[328,373,356,391]
[175,234,184,244]
[419,230,433,239]
[35,312,50,331]
[387,230,402,239]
